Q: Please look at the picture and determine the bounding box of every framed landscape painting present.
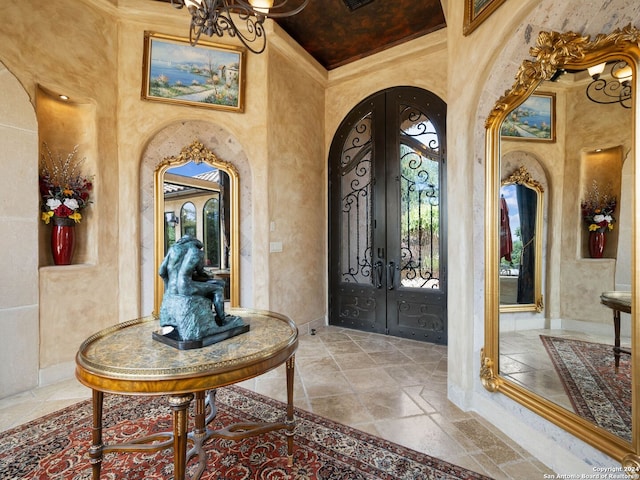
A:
[463,0,506,35]
[142,32,245,112]
[501,92,556,142]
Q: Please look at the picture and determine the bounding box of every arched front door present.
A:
[328,86,447,343]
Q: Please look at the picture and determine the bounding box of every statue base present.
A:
[152,322,250,350]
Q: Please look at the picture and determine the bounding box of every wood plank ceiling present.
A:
[154,0,446,70]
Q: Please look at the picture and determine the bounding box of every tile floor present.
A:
[500,328,628,412]
[0,325,557,479]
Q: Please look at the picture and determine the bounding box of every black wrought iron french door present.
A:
[328,87,447,343]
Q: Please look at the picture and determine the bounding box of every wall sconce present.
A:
[165,212,179,227]
[586,61,633,109]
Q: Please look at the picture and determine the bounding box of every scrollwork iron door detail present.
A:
[329,87,447,343]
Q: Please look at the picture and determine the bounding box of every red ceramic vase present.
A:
[589,230,606,258]
[51,216,75,265]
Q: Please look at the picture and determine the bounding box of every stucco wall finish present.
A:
[267,47,325,331]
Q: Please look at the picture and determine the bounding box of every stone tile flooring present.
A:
[0,325,557,479]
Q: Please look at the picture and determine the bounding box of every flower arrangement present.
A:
[39,144,93,224]
[580,180,616,232]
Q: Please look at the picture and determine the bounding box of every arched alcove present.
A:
[140,122,253,315]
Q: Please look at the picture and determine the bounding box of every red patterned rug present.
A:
[540,335,631,441]
[0,385,489,479]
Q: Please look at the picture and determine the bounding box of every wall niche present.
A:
[36,85,98,266]
[579,146,622,260]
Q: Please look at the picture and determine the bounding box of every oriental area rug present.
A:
[540,335,631,441]
[0,386,489,480]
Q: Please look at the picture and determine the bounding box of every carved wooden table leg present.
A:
[187,390,216,480]
[169,393,194,480]
[285,355,296,466]
[89,390,104,480]
[613,309,622,373]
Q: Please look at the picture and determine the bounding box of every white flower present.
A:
[46,198,62,210]
[593,214,612,224]
[63,198,79,210]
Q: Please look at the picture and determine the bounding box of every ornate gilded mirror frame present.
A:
[499,166,544,313]
[154,140,240,314]
[482,26,640,467]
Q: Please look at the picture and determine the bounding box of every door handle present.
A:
[374,261,384,289]
[387,262,395,290]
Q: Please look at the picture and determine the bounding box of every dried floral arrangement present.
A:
[581,180,616,232]
[39,144,93,224]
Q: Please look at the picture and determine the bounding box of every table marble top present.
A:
[601,291,632,313]
[76,308,297,381]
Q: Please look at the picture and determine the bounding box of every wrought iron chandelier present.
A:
[585,61,633,109]
[170,0,309,53]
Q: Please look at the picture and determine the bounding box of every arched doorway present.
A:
[328,86,447,343]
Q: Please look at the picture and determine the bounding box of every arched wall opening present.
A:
[140,121,254,315]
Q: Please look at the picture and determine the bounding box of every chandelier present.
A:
[585,61,633,109]
[170,0,309,53]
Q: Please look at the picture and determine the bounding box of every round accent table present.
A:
[75,308,298,480]
[600,291,632,373]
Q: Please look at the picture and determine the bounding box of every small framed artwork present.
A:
[142,31,245,112]
[501,92,556,142]
[463,0,506,36]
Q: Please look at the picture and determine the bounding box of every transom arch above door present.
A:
[328,86,448,343]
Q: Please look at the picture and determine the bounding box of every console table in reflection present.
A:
[600,291,631,372]
[75,308,298,480]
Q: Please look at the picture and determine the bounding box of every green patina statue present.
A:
[158,235,245,343]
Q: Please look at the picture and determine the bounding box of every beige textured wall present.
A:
[267,47,326,329]
[560,84,631,325]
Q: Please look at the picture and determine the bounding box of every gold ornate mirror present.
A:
[482,26,640,467]
[154,140,240,314]
[499,166,544,313]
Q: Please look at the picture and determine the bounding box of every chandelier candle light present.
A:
[170,0,309,53]
[585,60,633,109]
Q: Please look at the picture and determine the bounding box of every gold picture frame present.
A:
[463,0,507,36]
[500,92,556,142]
[142,31,245,112]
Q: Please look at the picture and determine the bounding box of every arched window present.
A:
[180,202,197,238]
[203,195,221,267]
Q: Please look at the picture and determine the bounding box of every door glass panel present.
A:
[340,112,374,285]
[399,105,441,289]
[180,202,197,237]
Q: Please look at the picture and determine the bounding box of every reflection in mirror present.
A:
[154,140,240,314]
[499,166,543,312]
[482,27,640,466]
[164,163,231,275]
